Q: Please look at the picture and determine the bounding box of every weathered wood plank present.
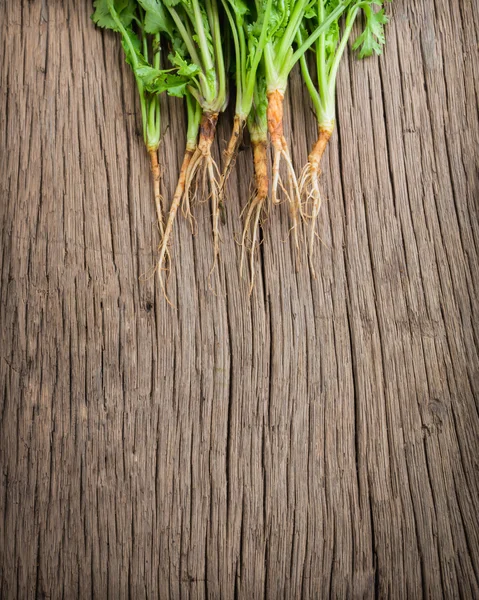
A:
[1,1,478,598]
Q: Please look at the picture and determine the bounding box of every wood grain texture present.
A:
[1,1,478,598]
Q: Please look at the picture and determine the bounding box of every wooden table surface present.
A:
[1,1,478,598]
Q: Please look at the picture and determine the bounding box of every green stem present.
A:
[317,0,328,103]
[204,0,216,40]
[287,2,349,74]
[143,35,148,63]
[238,22,247,96]
[146,99,160,150]
[154,33,160,70]
[209,0,226,108]
[276,0,309,66]
[299,51,322,118]
[264,42,285,93]
[243,0,273,109]
[186,93,202,147]
[252,0,272,72]
[191,0,214,74]
[151,33,162,148]
[299,3,359,127]
[144,32,163,151]
[186,85,203,107]
[327,7,358,92]
[167,7,203,71]
[221,0,243,114]
[247,90,268,143]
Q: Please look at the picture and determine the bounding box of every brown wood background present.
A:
[1,1,478,598]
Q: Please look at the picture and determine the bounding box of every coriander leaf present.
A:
[169,52,201,77]
[135,66,190,97]
[137,0,175,36]
[352,4,388,58]
[91,0,136,31]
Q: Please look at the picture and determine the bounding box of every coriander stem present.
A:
[186,93,202,147]
[210,0,226,108]
[327,7,358,91]
[244,0,273,105]
[154,33,160,70]
[191,0,214,74]
[221,0,243,114]
[287,3,348,72]
[276,0,308,66]
[299,51,322,118]
[317,0,328,102]
[167,7,204,72]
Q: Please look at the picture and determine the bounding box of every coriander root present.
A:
[267,89,301,254]
[241,138,268,293]
[149,148,165,238]
[299,123,333,277]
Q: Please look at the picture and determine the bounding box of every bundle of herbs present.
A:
[92,0,390,294]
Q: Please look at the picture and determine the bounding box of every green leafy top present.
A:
[92,0,194,149]
[92,0,137,31]
[220,0,273,118]
[137,0,174,35]
[262,0,352,93]
[301,1,389,61]
[298,0,389,124]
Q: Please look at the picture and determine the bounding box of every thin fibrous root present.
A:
[288,168,300,264]
[267,90,301,254]
[207,157,220,270]
[219,115,246,219]
[184,112,221,269]
[149,149,165,238]
[298,161,321,278]
[149,148,171,275]
[157,146,195,301]
[299,125,333,277]
[240,139,268,294]
[182,146,202,230]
